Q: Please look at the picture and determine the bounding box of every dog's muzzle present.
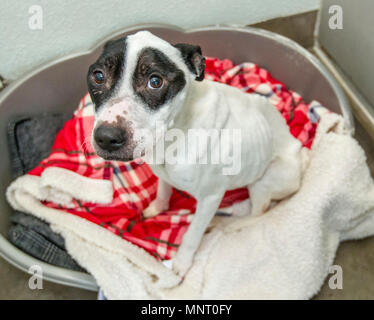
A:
[94,125,126,152]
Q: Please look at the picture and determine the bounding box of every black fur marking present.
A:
[173,43,205,81]
[87,37,127,111]
[132,47,186,110]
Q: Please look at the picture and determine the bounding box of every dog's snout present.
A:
[94,125,126,152]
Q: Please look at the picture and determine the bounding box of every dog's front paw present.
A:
[143,199,169,218]
[172,246,194,277]
[172,256,192,278]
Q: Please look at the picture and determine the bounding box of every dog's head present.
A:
[87,30,205,161]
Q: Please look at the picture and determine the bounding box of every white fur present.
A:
[93,31,303,276]
[98,98,131,124]
[93,32,192,154]
[148,80,303,275]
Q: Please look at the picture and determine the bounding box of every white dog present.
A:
[87,31,303,276]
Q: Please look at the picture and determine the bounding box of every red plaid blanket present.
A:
[28,57,318,261]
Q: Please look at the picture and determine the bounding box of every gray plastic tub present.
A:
[0,24,352,291]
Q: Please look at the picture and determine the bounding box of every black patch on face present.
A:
[132,47,186,110]
[173,43,205,81]
[87,37,127,111]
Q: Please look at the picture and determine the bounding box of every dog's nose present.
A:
[94,125,126,152]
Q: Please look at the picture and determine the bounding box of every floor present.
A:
[1,11,374,300]
[0,259,96,300]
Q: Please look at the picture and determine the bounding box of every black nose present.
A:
[94,125,126,152]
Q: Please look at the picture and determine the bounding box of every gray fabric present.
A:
[7,113,86,272]
[7,113,69,177]
[11,211,66,249]
[8,224,85,272]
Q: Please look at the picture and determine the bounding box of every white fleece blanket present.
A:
[7,110,374,299]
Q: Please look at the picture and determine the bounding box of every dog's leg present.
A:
[251,154,301,216]
[172,195,223,276]
[226,154,302,232]
[143,179,172,218]
[249,182,272,217]
[173,192,224,277]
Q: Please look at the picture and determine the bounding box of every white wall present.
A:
[319,0,374,108]
[0,0,320,81]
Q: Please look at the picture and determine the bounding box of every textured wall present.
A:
[0,0,319,81]
[319,0,374,108]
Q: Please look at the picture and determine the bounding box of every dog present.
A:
[87,30,303,277]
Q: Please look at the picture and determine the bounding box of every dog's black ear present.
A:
[103,40,116,50]
[174,43,205,81]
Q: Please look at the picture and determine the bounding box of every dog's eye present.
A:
[93,71,105,84]
[148,75,163,89]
